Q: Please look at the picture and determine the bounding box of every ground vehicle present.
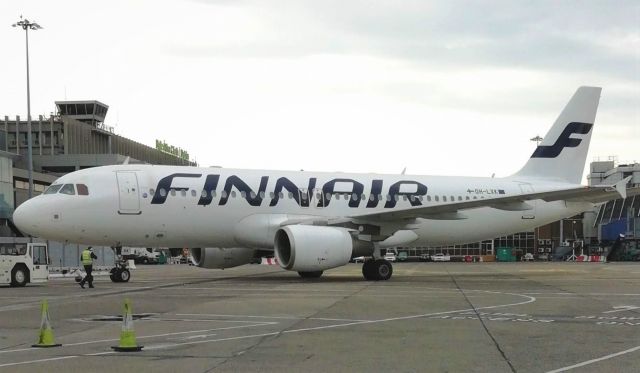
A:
[396,252,408,262]
[121,247,161,264]
[0,242,49,287]
[419,254,431,262]
[383,252,397,262]
[432,253,451,262]
[522,253,534,261]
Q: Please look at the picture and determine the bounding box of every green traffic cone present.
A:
[112,298,143,352]
[32,300,62,348]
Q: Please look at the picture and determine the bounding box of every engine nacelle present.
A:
[274,225,354,272]
[190,247,255,269]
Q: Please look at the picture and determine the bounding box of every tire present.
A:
[11,266,28,287]
[119,269,131,282]
[298,271,323,278]
[143,258,149,264]
[110,268,122,283]
[362,259,393,281]
[373,259,393,281]
[362,260,376,280]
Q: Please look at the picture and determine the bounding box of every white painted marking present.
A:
[546,345,640,372]
[176,313,369,322]
[0,322,271,355]
[602,306,640,314]
[0,288,535,367]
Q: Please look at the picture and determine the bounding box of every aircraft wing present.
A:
[350,177,637,222]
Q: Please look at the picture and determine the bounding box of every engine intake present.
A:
[274,225,356,272]
[190,247,255,269]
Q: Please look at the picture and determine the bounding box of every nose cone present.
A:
[13,198,41,236]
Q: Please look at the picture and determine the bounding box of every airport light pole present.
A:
[12,16,42,199]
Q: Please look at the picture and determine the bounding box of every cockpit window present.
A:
[76,184,89,195]
[44,184,63,194]
[59,184,76,195]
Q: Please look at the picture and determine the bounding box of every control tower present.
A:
[55,100,109,127]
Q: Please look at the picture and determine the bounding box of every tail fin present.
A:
[512,86,602,184]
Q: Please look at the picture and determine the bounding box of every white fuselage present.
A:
[14,164,592,249]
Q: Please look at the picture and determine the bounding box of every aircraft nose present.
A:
[13,198,40,236]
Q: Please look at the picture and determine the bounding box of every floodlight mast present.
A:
[12,17,43,199]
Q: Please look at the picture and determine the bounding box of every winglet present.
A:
[614,176,632,199]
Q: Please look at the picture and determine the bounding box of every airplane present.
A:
[13,86,639,281]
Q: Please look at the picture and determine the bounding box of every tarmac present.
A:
[1,262,640,372]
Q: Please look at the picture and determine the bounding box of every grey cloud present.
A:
[179,0,639,81]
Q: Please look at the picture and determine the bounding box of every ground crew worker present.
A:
[79,247,97,289]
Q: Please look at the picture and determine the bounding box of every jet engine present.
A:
[190,247,256,269]
[274,225,368,272]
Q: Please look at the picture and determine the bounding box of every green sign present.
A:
[155,140,190,161]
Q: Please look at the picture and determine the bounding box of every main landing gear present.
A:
[362,259,393,281]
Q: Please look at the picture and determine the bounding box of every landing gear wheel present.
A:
[362,260,375,280]
[298,271,323,278]
[119,269,131,282]
[110,268,121,282]
[362,259,393,281]
[11,266,28,287]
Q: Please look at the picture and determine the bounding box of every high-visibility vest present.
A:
[81,250,93,265]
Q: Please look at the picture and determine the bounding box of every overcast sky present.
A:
[1,1,638,180]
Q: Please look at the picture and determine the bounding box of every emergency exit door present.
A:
[518,183,536,219]
[116,171,141,215]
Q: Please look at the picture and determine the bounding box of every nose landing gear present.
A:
[362,259,393,281]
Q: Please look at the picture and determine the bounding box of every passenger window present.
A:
[418,196,423,201]
[211,191,217,198]
[378,194,383,201]
[352,193,358,201]
[269,192,275,199]
[231,191,237,198]
[201,190,208,198]
[250,191,256,199]
[395,195,400,201]
[221,191,228,198]
[59,184,75,195]
[150,188,155,195]
[465,196,470,200]
[181,190,187,197]
[258,191,264,199]
[386,195,391,201]
[316,193,322,200]
[451,196,455,201]
[325,193,332,200]
[435,196,439,202]
[361,194,366,201]
[369,195,375,201]
[44,184,63,194]
[403,195,408,201]
[288,192,293,199]
[76,184,89,195]
[241,191,247,198]
[279,192,284,199]
[170,190,176,196]
[191,190,197,197]
[160,188,167,197]
[426,195,431,202]
[458,196,462,201]
[473,196,477,200]
[443,196,447,202]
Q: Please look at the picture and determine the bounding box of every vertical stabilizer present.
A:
[512,86,601,184]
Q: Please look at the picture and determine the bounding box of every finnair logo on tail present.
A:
[531,122,593,158]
